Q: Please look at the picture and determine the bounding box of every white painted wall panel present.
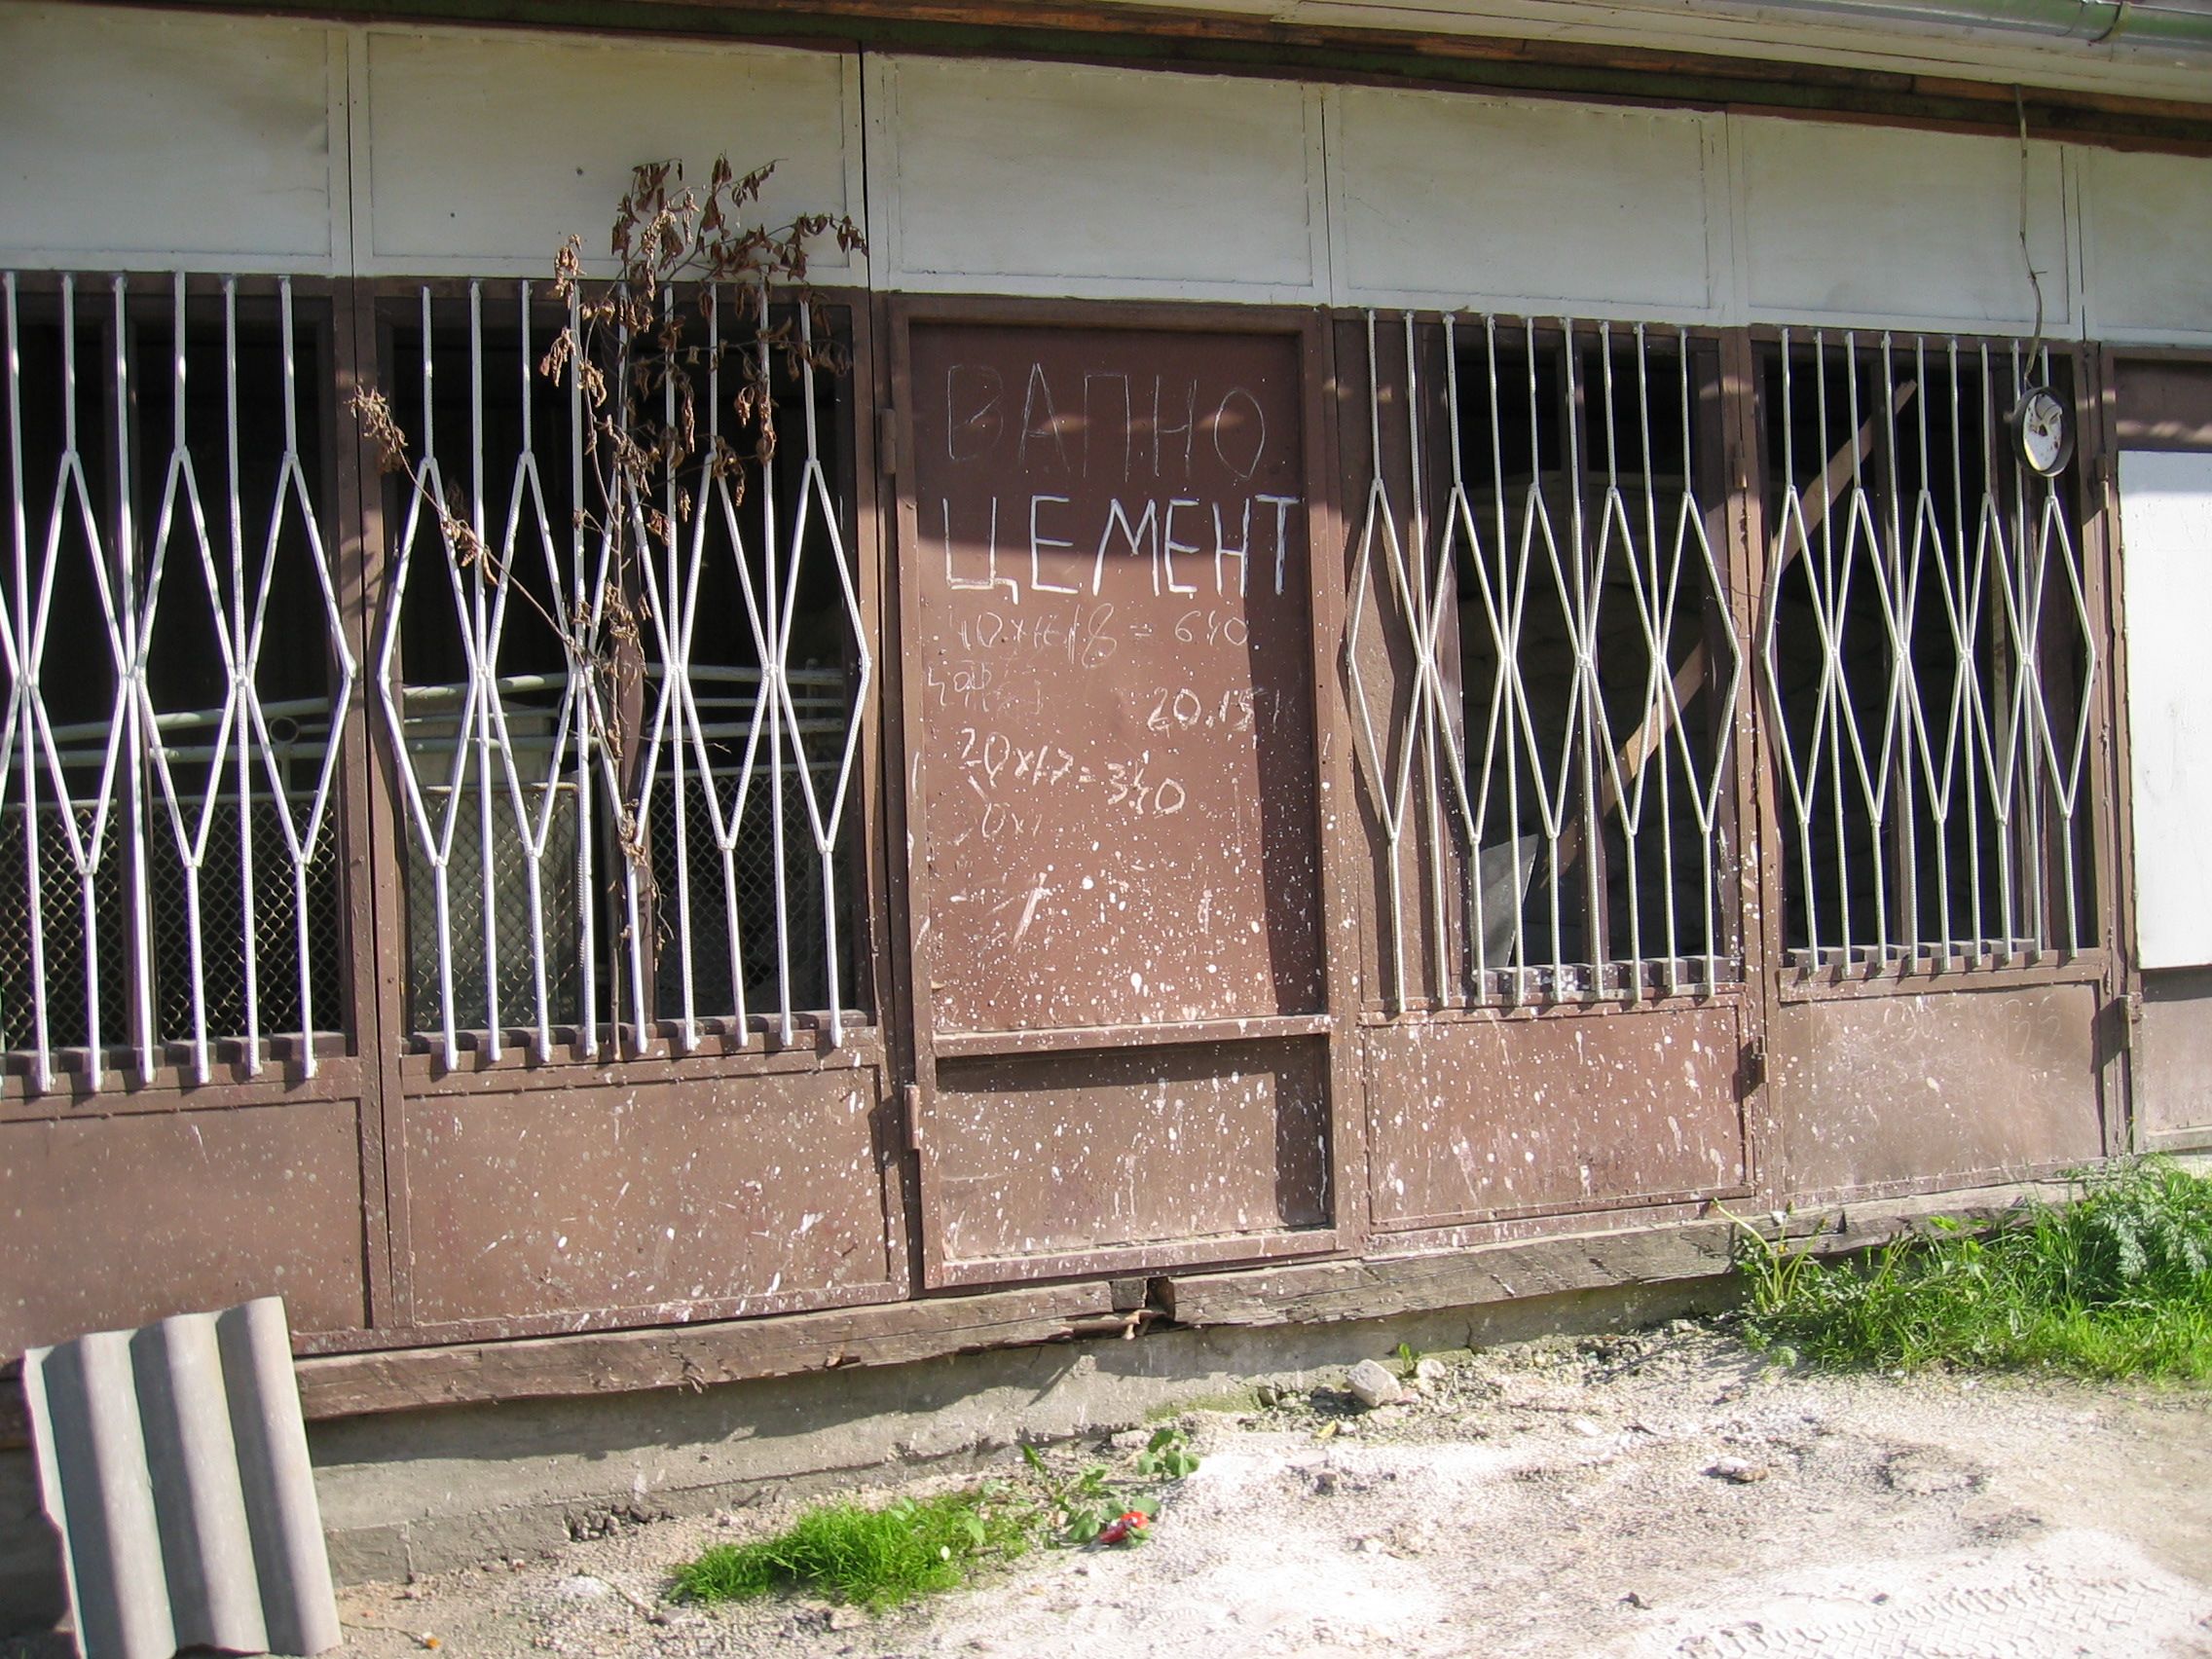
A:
[1733,115,2072,333]
[2081,149,2212,347]
[2120,450,2212,972]
[360,30,864,278]
[0,2,343,270]
[7,0,2209,349]
[1328,86,1723,317]
[868,55,1327,302]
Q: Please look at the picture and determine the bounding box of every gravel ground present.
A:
[29,1318,2212,1658]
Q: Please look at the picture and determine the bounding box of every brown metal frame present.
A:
[2094,344,2212,1159]
[0,271,919,1353]
[882,291,1359,1290]
[345,275,910,1347]
[0,264,2139,1368]
[0,272,393,1354]
[1329,311,1763,1247]
[1737,327,2124,1210]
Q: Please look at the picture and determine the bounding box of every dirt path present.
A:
[327,1320,2212,1659]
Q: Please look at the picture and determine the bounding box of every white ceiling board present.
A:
[1095,0,2212,104]
[868,55,1328,303]
[0,2,344,271]
[2080,148,2212,348]
[2120,451,2212,972]
[1732,115,2074,334]
[359,29,864,279]
[1327,85,1724,318]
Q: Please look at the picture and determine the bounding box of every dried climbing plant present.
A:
[352,156,866,879]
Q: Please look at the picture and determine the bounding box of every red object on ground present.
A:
[1097,1511,1151,1546]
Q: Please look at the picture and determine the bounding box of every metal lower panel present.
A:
[1362,1006,1748,1231]
[924,1037,1332,1270]
[0,1102,369,1358]
[398,1066,897,1327]
[1769,981,2104,1198]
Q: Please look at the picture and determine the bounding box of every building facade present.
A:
[2,0,2210,1436]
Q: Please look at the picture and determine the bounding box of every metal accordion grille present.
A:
[376,279,869,1062]
[0,272,352,1088]
[1758,330,2097,971]
[1349,311,1743,1010]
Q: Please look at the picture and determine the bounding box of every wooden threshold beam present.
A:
[291,1281,1119,1420]
[1160,1220,1737,1326]
[0,1179,2087,1448]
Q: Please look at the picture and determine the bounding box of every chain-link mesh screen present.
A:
[647,762,835,1021]
[401,778,582,1036]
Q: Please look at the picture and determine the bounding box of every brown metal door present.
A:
[891,305,1347,1287]
[1339,313,1760,1243]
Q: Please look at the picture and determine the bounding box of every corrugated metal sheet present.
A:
[20,1297,340,1659]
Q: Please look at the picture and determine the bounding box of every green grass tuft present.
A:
[1736,1158,2212,1381]
[673,1488,1033,1609]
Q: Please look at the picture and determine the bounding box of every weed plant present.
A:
[673,1427,1200,1609]
[673,1489,1032,1608]
[1735,1158,2212,1380]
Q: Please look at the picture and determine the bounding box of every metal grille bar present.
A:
[376,280,869,1060]
[0,271,351,1087]
[1758,331,2097,969]
[1349,311,1743,1009]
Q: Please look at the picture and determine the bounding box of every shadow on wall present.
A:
[0,1448,65,1635]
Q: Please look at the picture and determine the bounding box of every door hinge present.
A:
[903,1081,924,1153]
[1737,1032,1767,1095]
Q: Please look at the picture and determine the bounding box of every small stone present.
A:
[1622,1591,1650,1609]
[556,1575,611,1600]
[1414,1356,1449,1386]
[826,1606,864,1631]
[1708,1457,1768,1484]
[1255,1382,1283,1408]
[1571,1418,1603,1438]
[1346,1358,1406,1409]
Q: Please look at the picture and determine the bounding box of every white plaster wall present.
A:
[1326,86,1726,319]
[355,29,864,279]
[2081,149,2212,349]
[1727,115,2073,334]
[2119,450,2212,972]
[865,55,1329,304]
[0,2,2208,342]
[0,3,347,272]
